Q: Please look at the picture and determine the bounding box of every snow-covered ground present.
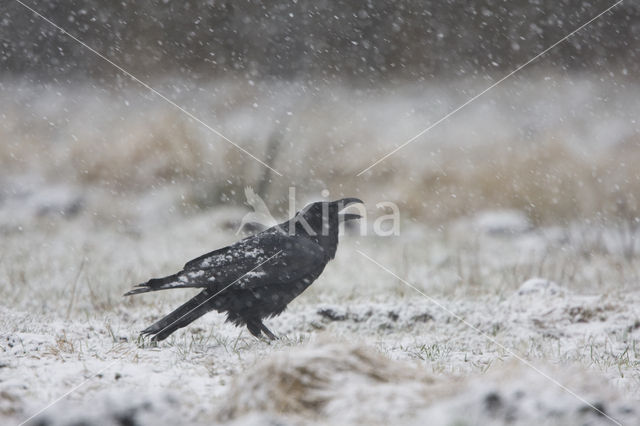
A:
[1,77,639,425]
[1,189,639,425]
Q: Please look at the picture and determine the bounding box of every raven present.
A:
[124,198,363,341]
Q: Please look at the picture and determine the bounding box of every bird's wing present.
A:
[233,234,326,289]
[182,231,324,287]
[125,231,324,295]
[182,231,275,271]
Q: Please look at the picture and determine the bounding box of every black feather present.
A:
[141,290,212,341]
[125,198,363,340]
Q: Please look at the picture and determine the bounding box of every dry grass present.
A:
[2,76,639,227]
[218,339,442,423]
[67,112,208,189]
[370,136,640,226]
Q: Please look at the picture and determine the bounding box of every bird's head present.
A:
[288,198,364,255]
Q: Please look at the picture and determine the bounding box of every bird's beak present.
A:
[334,198,364,221]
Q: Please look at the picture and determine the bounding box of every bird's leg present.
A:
[245,320,263,339]
[259,322,278,341]
[245,318,277,340]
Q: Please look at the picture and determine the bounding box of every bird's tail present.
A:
[140,290,212,341]
[124,273,195,296]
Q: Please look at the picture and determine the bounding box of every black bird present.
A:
[124,198,363,341]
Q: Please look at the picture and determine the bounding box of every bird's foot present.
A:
[260,324,278,341]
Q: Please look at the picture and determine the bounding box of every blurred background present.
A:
[1,0,639,227]
[3,5,640,424]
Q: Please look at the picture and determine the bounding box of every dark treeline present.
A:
[2,0,638,83]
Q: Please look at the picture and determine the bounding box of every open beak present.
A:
[334,198,364,221]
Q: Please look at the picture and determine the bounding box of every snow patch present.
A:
[517,277,564,296]
[474,209,532,235]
